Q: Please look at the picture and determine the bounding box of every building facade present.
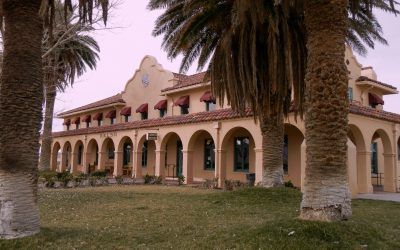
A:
[51,48,400,196]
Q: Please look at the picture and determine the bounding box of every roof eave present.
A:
[57,102,126,118]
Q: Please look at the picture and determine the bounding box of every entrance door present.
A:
[176,140,183,176]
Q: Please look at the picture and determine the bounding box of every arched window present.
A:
[234,137,249,171]
[123,143,131,165]
[78,145,83,165]
[141,141,148,167]
[204,139,215,170]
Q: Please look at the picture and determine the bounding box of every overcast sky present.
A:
[53,1,400,132]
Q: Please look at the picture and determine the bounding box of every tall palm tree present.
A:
[0,0,108,239]
[149,0,398,221]
[149,0,307,188]
[39,8,100,171]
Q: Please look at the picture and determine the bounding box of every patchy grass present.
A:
[1,186,399,249]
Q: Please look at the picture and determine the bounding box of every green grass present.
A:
[1,186,399,249]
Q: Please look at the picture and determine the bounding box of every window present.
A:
[181,106,189,115]
[86,122,91,128]
[110,118,116,125]
[348,87,353,101]
[283,135,288,174]
[123,143,131,165]
[160,109,166,118]
[76,123,80,130]
[97,119,103,126]
[206,102,216,111]
[66,125,70,131]
[124,115,130,123]
[108,146,115,159]
[234,137,250,171]
[204,139,215,170]
[371,142,378,174]
[141,141,148,167]
[78,145,83,165]
[141,112,148,120]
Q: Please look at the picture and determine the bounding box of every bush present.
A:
[224,179,243,191]
[57,171,73,185]
[90,171,107,178]
[154,176,163,185]
[284,180,295,188]
[144,174,154,184]
[74,173,88,184]
[39,170,58,187]
[178,175,185,185]
[115,176,123,184]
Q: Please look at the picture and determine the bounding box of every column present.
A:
[98,151,107,171]
[383,153,396,192]
[254,148,263,184]
[357,151,373,193]
[60,151,67,172]
[182,150,193,184]
[70,153,78,174]
[113,151,123,177]
[155,150,166,179]
[216,149,226,187]
[133,150,142,178]
[84,152,92,174]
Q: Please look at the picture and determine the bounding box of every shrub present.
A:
[144,174,154,184]
[177,175,185,185]
[39,170,57,187]
[284,180,295,188]
[90,171,107,179]
[154,176,163,185]
[224,179,243,191]
[74,173,88,184]
[115,176,123,184]
[57,171,73,185]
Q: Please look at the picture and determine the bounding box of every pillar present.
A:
[383,153,396,192]
[60,151,67,172]
[254,148,263,184]
[182,150,193,184]
[98,151,107,171]
[70,153,78,174]
[155,150,166,179]
[133,150,142,178]
[84,152,92,174]
[216,149,226,187]
[114,151,123,177]
[357,151,373,193]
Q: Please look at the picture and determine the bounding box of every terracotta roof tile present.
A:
[162,72,208,92]
[57,93,125,117]
[356,76,397,91]
[53,103,400,138]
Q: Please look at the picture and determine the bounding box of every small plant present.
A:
[74,173,88,184]
[224,179,234,191]
[178,175,185,185]
[115,176,123,184]
[144,174,154,184]
[212,177,219,189]
[57,171,73,186]
[284,180,295,188]
[90,171,107,179]
[154,175,163,185]
[39,170,58,187]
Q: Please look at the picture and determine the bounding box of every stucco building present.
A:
[51,48,400,196]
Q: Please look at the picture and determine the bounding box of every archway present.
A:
[51,142,61,171]
[100,138,115,176]
[72,140,84,173]
[160,132,183,178]
[284,124,304,188]
[348,124,369,194]
[370,129,395,192]
[221,127,256,184]
[136,135,156,178]
[61,141,72,172]
[86,139,99,174]
[116,136,134,176]
[187,130,216,183]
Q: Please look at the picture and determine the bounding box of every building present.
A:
[51,48,400,196]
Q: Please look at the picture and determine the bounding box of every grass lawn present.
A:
[1,186,399,249]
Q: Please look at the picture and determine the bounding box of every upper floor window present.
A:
[76,123,80,129]
[200,91,216,112]
[206,102,216,112]
[234,137,249,172]
[105,110,116,125]
[348,87,353,101]
[368,93,384,109]
[141,112,148,120]
[82,115,91,128]
[98,119,103,126]
[73,117,80,130]
[121,106,132,123]
[124,115,131,122]
[93,113,103,126]
[66,124,70,131]
[181,106,189,115]
[154,100,168,118]
[136,103,148,121]
[110,118,116,125]
[86,122,91,128]
[63,119,71,131]
[159,109,166,118]
[204,139,215,170]
[174,95,189,115]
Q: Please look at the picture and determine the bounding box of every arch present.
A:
[61,141,72,172]
[86,139,99,174]
[220,127,256,184]
[348,124,367,152]
[72,140,84,173]
[100,137,116,176]
[283,124,305,188]
[187,130,216,183]
[116,136,134,176]
[159,132,184,178]
[136,134,157,177]
[370,128,395,192]
[51,141,61,171]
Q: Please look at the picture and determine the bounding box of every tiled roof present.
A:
[162,72,208,92]
[53,103,400,138]
[53,108,253,138]
[356,76,397,91]
[57,93,125,117]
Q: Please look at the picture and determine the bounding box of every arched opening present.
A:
[117,136,134,176]
[73,140,84,173]
[51,142,61,171]
[370,129,394,192]
[348,124,369,194]
[61,141,72,172]
[86,139,99,174]
[160,132,183,178]
[284,124,304,188]
[221,127,256,184]
[187,130,215,183]
[100,138,115,176]
[137,135,156,177]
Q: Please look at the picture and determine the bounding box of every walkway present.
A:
[356,192,400,202]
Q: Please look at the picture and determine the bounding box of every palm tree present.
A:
[39,8,100,171]
[149,0,398,221]
[149,0,307,188]
[0,0,108,239]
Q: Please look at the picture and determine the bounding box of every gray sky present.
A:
[53,1,400,132]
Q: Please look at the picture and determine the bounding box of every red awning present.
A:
[200,91,215,103]
[82,115,91,123]
[136,103,148,113]
[105,110,116,119]
[154,100,167,110]
[120,106,131,116]
[369,93,384,105]
[72,117,80,124]
[63,119,71,126]
[93,112,103,121]
[174,95,189,107]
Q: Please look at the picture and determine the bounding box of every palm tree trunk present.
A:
[39,81,57,171]
[0,0,43,238]
[300,0,351,221]
[261,113,284,187]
